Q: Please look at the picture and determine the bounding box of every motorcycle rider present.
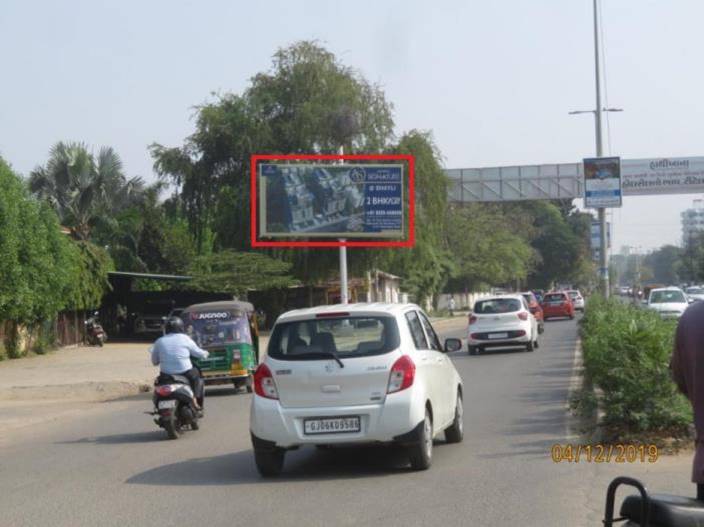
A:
[151,316,209,411]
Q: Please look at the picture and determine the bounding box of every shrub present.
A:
[580,296,691,439]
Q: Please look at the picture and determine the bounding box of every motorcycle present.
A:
[84,312,107,346]
[150,373,200,440]
[604,476,704,526]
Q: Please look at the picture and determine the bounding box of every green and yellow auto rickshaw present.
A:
[180,301,260,393]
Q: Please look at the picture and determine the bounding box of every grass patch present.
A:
[580,296,692,445]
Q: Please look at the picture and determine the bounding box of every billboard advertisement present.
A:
[621,157,704,195]
[258,163,404,239]
[590,221,611,261]
[584,156,622,208]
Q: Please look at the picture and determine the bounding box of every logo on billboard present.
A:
[349,167,366,183]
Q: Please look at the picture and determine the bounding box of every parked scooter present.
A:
[604,476,704,526]
[84,312,107,346]
[150,373,200,440]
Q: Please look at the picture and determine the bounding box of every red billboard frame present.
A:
[250,154,415,248]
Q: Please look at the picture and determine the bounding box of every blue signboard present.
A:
[260,164,404,238]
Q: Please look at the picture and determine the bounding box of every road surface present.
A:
[0,317,694,526]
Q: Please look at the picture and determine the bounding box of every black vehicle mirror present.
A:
[444,338,462,353]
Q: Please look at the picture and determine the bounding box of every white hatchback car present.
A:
[646,287,689,319]
[250,303,464,476]
[567,290,585,312]
[467,295,539,355]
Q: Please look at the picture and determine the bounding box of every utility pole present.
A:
[593,0,609,298]
[338,145,348,304]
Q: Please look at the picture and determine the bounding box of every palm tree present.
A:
[29,142,145,240]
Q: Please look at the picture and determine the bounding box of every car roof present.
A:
[276,302,421,323]
[650,287,683,293]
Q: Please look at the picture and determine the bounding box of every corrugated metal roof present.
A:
[108,271,192,281]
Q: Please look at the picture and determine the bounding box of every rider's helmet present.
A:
[165,316,185,335]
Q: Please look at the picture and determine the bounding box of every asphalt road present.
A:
[0,316,694,527]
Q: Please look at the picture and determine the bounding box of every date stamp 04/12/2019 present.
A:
[551,444,659,463]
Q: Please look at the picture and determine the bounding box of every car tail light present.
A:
[516,330,526,337]
[469,315,477,325]
[470,333,481,339]
[518,312,529,321]
[155,385,173,397]
[387,355,415,394]
[254,364,279,400]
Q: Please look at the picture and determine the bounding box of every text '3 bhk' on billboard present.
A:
[250,154,415,248]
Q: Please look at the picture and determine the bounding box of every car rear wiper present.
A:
[318,350,345,368]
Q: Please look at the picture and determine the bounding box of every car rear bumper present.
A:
[467,327,531,346]
[250,389,424,448]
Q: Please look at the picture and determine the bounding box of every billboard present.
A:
[584,157,622,208]
[252,156,413,247]
[621,157,704,195]
[590,221,611,261]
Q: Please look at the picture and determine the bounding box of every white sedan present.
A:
[250,303,464,476]
[646,287,689,319]
[467,295,539,355]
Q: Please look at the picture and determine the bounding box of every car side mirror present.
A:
[444,338,462,353]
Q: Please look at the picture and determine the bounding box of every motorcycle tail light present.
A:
[155,385,173,397]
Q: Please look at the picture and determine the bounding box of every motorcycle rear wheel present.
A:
[164,417,181,440]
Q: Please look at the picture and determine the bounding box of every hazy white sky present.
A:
[2,0,703,251]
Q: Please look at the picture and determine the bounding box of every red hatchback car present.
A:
[541,291,575,320]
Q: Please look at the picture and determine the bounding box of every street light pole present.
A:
[592,0,610,298]
[338,145,349,304]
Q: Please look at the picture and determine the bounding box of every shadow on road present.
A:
[126,444,428,485]
[58,430,165,445]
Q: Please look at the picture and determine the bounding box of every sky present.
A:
[1,0,703,252]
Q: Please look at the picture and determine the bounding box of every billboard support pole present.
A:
[338,146,349,304]
[593,0,609,298]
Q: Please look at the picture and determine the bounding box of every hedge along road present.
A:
[0,317,695,527]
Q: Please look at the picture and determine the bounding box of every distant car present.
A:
[521,291,545,334]
[646,287,689,319]
[249,303,464,476]
[541,291,575,321]
[467,295,539,355]
[567,290,585,312]
[685,286,704,303]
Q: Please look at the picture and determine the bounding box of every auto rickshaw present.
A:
[179,301,260,393]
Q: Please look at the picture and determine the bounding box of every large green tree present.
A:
[0,157,112,356]
[151,40,395,260]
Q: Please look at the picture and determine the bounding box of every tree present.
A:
[188,250,298,296]
[29,142,144,240]
[0,157,112,356]
[445,203,536,291]
[644,245,683,285]
[151,40,395,259]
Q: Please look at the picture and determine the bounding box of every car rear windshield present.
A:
[687,287,704,294]
[474,298,521,314]
[650,290,686,304]
[267,316,400,360]
[543,293,566,302]
[568,291,580,298]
